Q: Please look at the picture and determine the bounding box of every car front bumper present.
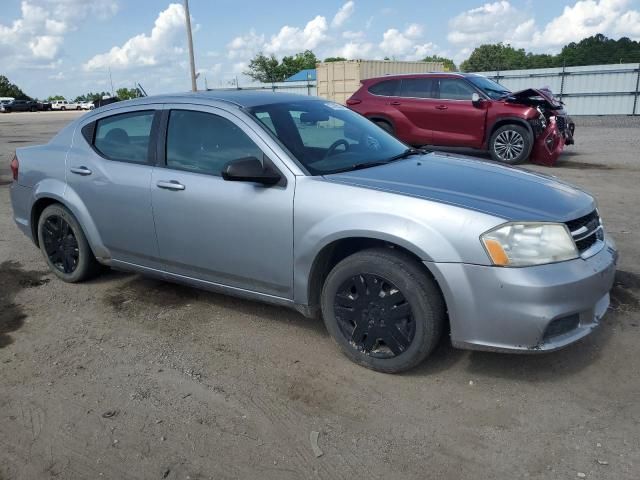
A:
[427,236,617,353]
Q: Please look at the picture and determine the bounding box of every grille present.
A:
[543,314,580,340]
[565,210,602,254]
[556,115,567,131]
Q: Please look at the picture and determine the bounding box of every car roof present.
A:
[98,91,319,112]
[366,72,480,81]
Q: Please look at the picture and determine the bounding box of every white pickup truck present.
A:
[51,100,81,111]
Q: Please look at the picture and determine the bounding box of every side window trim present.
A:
[83,109,161,165]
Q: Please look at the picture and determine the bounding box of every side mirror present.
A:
[222,156,282,186]
[471,92,484,107]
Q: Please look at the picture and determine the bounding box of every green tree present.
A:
[74,91,111,102]
[279,50,318,79]
[116,87,141,100]
[245,50,318,82]
[460,34,640,72]
[47,95,66,101]
[421,55,457,71]
[245,52,282,82]
[460,43,530,72]
[0,75,30,99]
[323,56,347,62]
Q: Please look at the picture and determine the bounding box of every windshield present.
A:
[466,75,511,100]
[248,100,411,175]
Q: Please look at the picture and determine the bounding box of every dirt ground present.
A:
[0,111,639,480]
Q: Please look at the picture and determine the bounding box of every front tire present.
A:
[37,204,101,283]
[321,248,445,373]
[60,106,65,111]
[489,124,532,164]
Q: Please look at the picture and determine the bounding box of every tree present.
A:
[0,75,30,100]
[279,50,318,79]
[245,52,282,83]
[47,95,66,101]
[323,57,347,62]
[245,50,318,83]
[460,43,529,72]
[460,34,640,72]
[421,55,457,71]
[116,87,141,100]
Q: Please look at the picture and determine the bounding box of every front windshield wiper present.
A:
[328,148,424,174]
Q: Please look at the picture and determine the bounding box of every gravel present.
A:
[1,111,639,480]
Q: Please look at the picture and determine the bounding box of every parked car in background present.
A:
[37,101,52,111]
[0,99,39,113]
[79,101,95,110]
[346,73,575,166]
[9,92,616,373]
[51,100,81,110]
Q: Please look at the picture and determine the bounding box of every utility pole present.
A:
[184,0,197,92]
[108,67,115,96]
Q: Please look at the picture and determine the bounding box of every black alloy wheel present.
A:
[41,215,79,274]
[321,248,445,373]
[334,273,415,358]
[37,204,102,283]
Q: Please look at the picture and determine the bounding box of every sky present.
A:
[2,0,640,99]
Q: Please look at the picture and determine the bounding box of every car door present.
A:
[150,104,295,299]
[66,106,162,267]
[392,77,438,145]
[432,78,488,148]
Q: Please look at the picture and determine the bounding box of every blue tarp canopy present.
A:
[285,69,316,82]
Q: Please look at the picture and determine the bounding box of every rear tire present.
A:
[321,248,445,373]
[489,124,532,164]
[37,204,101,283]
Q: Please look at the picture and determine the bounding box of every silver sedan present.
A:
[9,92,617,372]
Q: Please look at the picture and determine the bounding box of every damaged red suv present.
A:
[346,73,575,166]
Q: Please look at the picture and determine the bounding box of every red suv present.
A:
[346,73,575,166]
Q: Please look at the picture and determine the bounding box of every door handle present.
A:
[70,166,92,175]
[435,105,448,110]
[156,180,185,191]
[389,101,401,106]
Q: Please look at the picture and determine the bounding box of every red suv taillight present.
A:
[346,98,362,106]
[10,153,19,181]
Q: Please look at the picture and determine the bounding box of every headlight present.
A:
[481,222,578,267]
[537,107,547,129]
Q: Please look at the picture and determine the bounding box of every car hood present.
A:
[324,152,594,222]
[505,88,563,109]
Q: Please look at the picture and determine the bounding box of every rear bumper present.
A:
[427,236,617,353]
[10,182,34,241]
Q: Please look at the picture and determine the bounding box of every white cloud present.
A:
[379,25,434,60]
[227,30,265,60]
[0,0,118,67]
[332,1,355,28]
[342,30,364,40]
[448,1,534,47]
[448,0,640,51]
[264,15,329,55]
[532,0,640,47]
[338,41,374,59]
[84,3,186,70]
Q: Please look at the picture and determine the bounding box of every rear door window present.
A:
[165,110,264,176]
[400,78,436,98]
[438,79,477,100]
[368,80,400,97]
[94,110,155,163]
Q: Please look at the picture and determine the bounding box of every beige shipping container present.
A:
[316,60,444,104]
